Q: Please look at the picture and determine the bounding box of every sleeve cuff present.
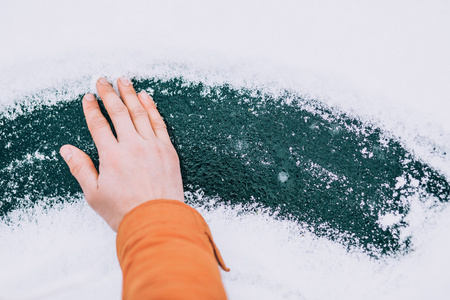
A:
[116,199,230,272]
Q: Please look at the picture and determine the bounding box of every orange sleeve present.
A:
[116,199,230,300]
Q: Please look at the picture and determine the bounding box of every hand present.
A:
[60,77,184,231]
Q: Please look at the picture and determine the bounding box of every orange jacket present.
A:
[116,200,230,299]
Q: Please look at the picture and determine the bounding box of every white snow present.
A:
[1,0,450,299]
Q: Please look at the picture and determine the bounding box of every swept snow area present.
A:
[1,0,450,299]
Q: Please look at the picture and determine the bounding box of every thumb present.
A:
[60,144,98,195]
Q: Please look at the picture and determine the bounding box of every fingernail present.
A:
[98,78,109,85]
[84,93,96,101]
[120,77,131,86]
[139,91,149,99]
[60,147,73,162]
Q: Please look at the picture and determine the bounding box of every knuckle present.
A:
[132,143,147,156]
[143,101,157,110]
[129,106,148,118]
[109,104,129,117]
[83,103,99,114]
[153,119,167,130]
[158,143,178,158]
[167,150,179,163]
[70,161,84,177]
[89,116,109,130]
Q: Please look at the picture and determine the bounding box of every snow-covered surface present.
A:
[1,0,450,299]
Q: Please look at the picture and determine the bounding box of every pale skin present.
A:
[59,77,184,231]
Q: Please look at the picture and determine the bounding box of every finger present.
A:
[117,77,155,140]
[83,93,117,150]
[96,78,137,141]
[138,91,172,145]
[60,144,98,196]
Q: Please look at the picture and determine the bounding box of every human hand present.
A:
[60,77,184,231]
